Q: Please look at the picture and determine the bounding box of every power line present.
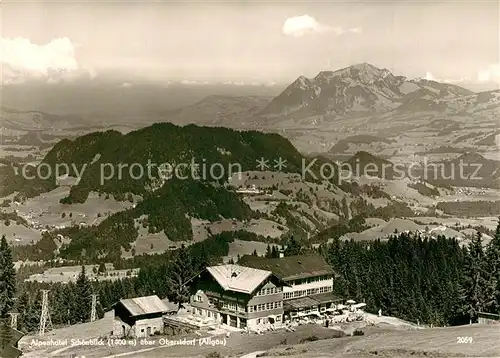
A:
[39,290,53,336]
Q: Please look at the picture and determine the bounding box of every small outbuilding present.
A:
[478,311,500,325]
[112,295,169,338]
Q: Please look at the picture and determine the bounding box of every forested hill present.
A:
[27,122,336,203]
[9,124,343,260]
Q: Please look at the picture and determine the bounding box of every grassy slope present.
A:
[19,316,500,358]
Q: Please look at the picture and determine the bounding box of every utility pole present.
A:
[39,290,53,336]
[90,294,97,322]
[9,313,19,330]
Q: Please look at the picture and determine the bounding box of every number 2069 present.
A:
[457,336,473,344]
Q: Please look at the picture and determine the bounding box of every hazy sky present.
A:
[2,0,499,88]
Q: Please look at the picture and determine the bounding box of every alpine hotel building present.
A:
[188,264,287,330]
[189,253,341,330]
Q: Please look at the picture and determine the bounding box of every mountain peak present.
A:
[290,75,312,90]
[260,62,475,118]
[351,62,380,70]
[313,63,394,86]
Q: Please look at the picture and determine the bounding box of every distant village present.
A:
[25,264,140,284]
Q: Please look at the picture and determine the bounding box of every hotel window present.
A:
[249,306,254,313]
[266,303,270,310]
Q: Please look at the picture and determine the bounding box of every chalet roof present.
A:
[285,296,319,310]
[310,291,343,304]
[284,292,342,311]
[206,264,272,294]
[118,295,169,316]
[238,254,334,281]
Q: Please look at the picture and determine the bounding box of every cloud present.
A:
[282,15,361,37]
[0,37,94,84]
[424,72,468,83]
[180,80,210,85]
[121,82,133,88]
[477,64,500,83]
[348,27,363,34]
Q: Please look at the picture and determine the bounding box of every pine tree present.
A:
[285,236,302,256]
[15,291,29,332]
[459,231,487,323]
[0,318,12,350]
[0,235,16,318]
[75,266,93,323]
[23,291,42,333]
[265,244,271,258]
[484,218,500,314]
[271,245,278,258]
[0,235,15,351]
[167,246,194,309]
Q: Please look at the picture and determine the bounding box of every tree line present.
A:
[0,233,233,336]
[256,221,500,326]
[318,226,500,325]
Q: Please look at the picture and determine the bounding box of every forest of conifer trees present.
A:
[320,225,500,326]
